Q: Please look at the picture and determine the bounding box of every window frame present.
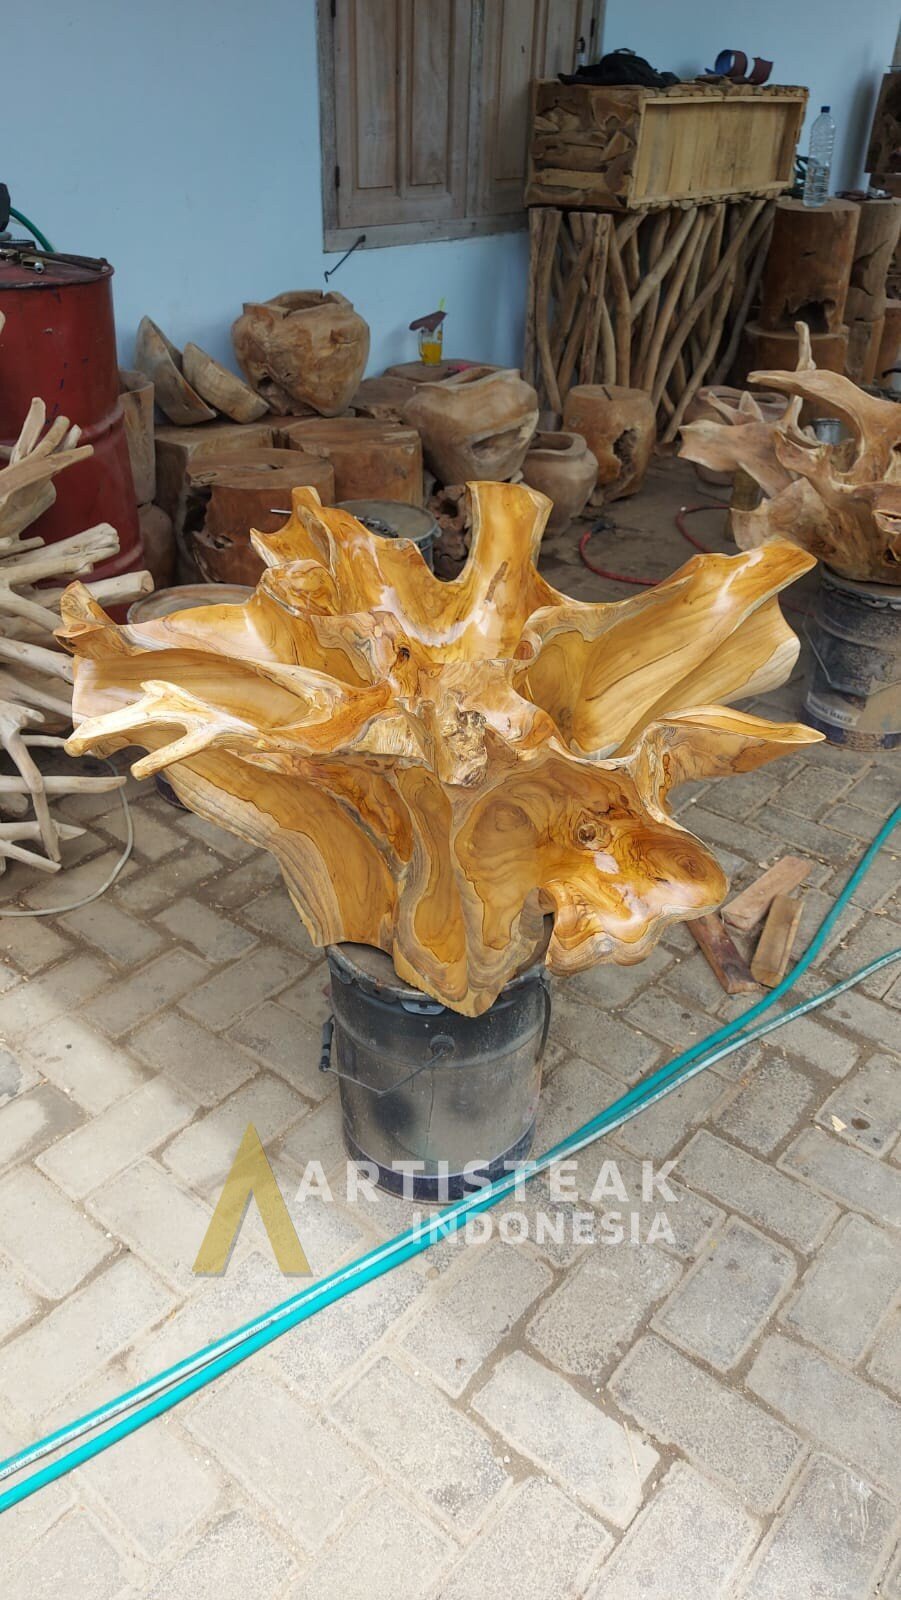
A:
[317,0,603,253]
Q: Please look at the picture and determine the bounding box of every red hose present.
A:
[578,525,657,586]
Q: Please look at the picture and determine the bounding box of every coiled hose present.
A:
[1,803,898,1513]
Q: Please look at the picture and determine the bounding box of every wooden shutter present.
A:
[472,0,598,218]
[332,0,473,231]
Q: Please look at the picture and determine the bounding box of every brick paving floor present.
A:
[0,459,898,1596]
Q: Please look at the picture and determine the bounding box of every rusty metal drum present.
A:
[0,248,144,581]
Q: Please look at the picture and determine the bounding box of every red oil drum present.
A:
[0,249,144,580]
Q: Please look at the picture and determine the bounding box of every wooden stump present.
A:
[846,199,901,323]
[876,299,901,383]
[154,420,274,531]
[138,503,175,589]
[205,464,336,538]
[758,198,859,333]
[563,384,655,502]
[119,369,156,505]
[846,317,886,386]
[274,418,423,504]
[350,376,417,422]
[738,322,849,385]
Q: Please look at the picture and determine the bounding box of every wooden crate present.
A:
[527,80,808,211]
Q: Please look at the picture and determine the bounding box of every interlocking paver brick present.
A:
[586,1461,759,1600]
[550,989,665,1081]
[115,843,220,915]
[145,1508,297,1600]
[289,1489,453,1600]
[86,1158,213,1289]
[819,985,899,1047]
[569,943,674,1009]
[26,1013,145,1113]
[679,1130,838,1249]
[154,895,257,963]
[474,1349,657,1526]
[173,808,259,861]
[130,1009,257,1106]
[77,1405,221,1560]
[0,1083,85,1173]
[188,1366,371,1548]
[100,800,183,861]
[126,1249,289,1381]
[37,1075,195,1199]
[816,1053,901,1155]
[2,1509,137,1600]
[57,898,165,967]
[0,917,70,974]
[527,1245,681,1383]
[332,1355,510,1531]
[179,944,298,1030]
[277,963,332,1027]
[271,1262,425,1395]
[226,1001,329,1099]
[652,1217,795,1371]
[399,1240,552,1397]
[0,1253,40,1341]
[0,1417,73,1562]
[781,1127,901,1228]
[0,952,110,1040]
[748,1333,901,1495]
[162,1072,307,1193]
[869,1312,901,1398]
[239,886,318,955]
[714,1051,817,1154]
[82,946,209,1038]
[609,1333,804,1513]
[614,1069,727,1161]
[0,1165,111,1298]
[21,850,123,912]
[828,915,901,998]
[738,1453,896,1600]
[435,1478,610,1600]
[782,1212,901,1364]
[281,1093,347,1176]
[770,1013,861,1078]
[203,851,281,910]
[572,1143,725,1259]
[534,1054,625,1150]
[0,1255,175,1422]
[0,1044,38,1104]
[623,988,717,1050]
[847,765,898,816]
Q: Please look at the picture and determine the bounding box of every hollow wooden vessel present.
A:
[134,318,215,427]
[562,384,655,501]
[61,480,819,1016]
[758,198,859,333]
[521,431,598,532]
[232,292,370,417]
[403,368,539,484]
[182,344,269,424]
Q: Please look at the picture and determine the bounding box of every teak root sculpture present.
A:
[679,324,901,584]
[232,292,370,417]
[61,482,818,1014]
[403,368,539,484]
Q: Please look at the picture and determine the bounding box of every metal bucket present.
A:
[336,499,438,571]
[804,566,901,750]
[322,942,551,1202]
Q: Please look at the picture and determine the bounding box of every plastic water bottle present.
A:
[803,107,835,207]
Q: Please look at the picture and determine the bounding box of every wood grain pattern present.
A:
[61,481,819,1015]
[722,856,812,933]
[679,323,901,584]
[751,893,803,987]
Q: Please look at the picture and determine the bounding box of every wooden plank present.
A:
[722,856,812,934]
[750,894,804,988]
[689,913,760,995]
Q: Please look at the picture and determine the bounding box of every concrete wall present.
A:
[3,0,528,373]
[602,0,898,190]
[3,1,896,380]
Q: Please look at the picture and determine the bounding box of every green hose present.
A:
[1,802,898,1512]
[8,206,54,254]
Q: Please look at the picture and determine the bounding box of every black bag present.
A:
[559,48,679,89]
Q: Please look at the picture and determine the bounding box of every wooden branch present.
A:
[607,227,632,386]
[712,205,775,384]
[535,209,562,412]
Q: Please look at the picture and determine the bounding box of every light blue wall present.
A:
[4,1,895,382]
[603,0,898,190]
[3,0,528,375]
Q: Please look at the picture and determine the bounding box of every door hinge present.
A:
[331,0,336,17]
[335,163,341,190]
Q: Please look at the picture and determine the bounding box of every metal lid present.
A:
[0,249,114,290]
[337,499,437,545]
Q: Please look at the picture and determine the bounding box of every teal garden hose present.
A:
[7,206,54,254]
[1,803,899,1513]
